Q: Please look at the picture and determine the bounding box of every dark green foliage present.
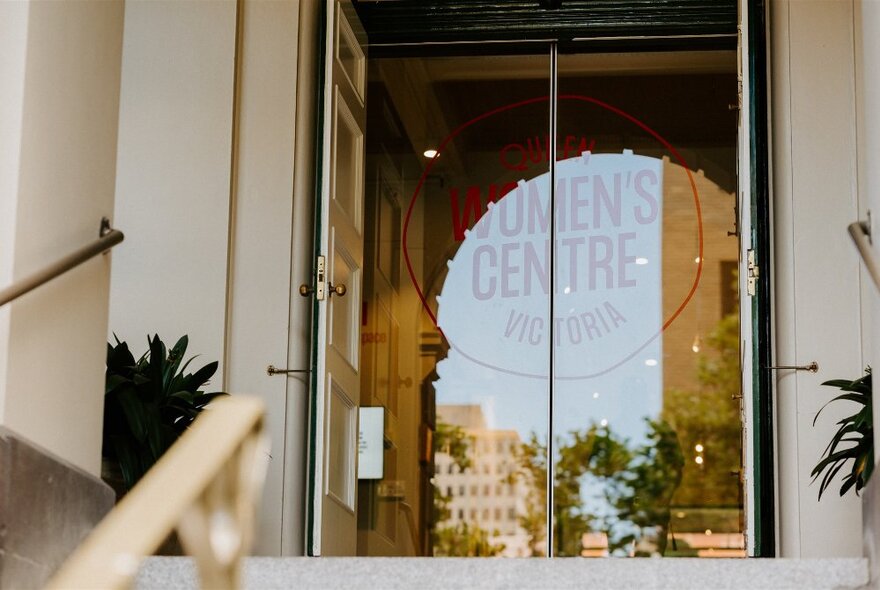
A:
[663,312,743,508]
[432,522,506,557]
[612,419,684,555]
[553,423,633,556]
[812,368,873,500]
[103,334,227,490]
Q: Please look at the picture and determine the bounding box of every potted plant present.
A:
[103,334,227,495]
[812,368,873,499]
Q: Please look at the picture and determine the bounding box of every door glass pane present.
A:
[552,50,743,557]
[353,45,743,559]
[358,49,551,557]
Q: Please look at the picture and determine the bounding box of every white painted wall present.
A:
[771,0,864,558]
[110,0,315,555]
[281,0,321,556]
[225,0,312,556]
[856,0,880,429]
[855,0,880,582]
[0,1,29,425]
[109,0,237,382]
[0,0,124,475]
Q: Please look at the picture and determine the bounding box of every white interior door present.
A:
[310,0,367,556]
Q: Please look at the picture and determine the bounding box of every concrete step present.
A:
[136,556,869,590]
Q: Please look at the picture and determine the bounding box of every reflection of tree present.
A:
[432,310,741,557]
[433,523,506,557]
[431,421,506,556]
[663,312,742,508]
[506,433,548,556]
[612,419,684,555]
[436,421,473,472]
[509,421,683,557]
[555,425,632,556]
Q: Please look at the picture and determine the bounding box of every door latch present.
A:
[747,249,758,296]
[299,255,327,300]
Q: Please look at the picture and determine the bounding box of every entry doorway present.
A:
[307,0,756,559]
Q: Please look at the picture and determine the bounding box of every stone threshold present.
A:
[136,556,869,589]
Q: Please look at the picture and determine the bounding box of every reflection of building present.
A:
[434,405,532,557]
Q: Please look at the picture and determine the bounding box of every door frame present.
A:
[304,0,327,556]
[745,0,775,557]
[304,0,775,556]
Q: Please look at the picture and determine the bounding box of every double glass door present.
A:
[317,24,744,558]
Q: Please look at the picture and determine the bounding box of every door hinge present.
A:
[747,249,758,296]
[730,80,743,112]
[732,23,743,113]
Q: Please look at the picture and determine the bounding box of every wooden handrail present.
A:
[47,396,267,590]
[0,217,123,308]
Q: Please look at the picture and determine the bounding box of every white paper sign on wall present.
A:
[357,406,384,480]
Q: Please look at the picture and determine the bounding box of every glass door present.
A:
[552,49,742,557]
[319,39,744,558]
[357,49,552,558]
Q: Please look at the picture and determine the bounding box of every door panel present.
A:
[330,233,361,370]
[332,88,364,234]
[312,0,367,556]
[326,378,357,510]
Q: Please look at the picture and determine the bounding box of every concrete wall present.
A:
[771,0,864,557]
[0,0,124,475]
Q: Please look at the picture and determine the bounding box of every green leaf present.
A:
[110,435,142,490]
[104,334,228,489]
[163,335,189,391]
[117,388,147,443]
[105,374,130,396]
[184,361,219,392]
[813,368,873,500]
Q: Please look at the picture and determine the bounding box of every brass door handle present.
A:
[299,282,344,298]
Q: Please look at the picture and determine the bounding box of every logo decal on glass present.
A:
[403,96,703,383]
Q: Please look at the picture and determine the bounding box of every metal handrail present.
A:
[849,218,880,291]
[0,217,123,308]
[47,396,268,590]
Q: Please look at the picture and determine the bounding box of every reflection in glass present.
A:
[551,51,743,557]
[358,52,550,557]
[355,47,742,558]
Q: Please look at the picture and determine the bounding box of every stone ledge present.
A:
[0,427,116,590]
[136,556,869,590]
